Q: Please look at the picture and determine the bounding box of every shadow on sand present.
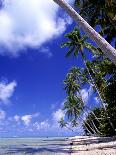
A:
[6,143,72,154]
[72,136,116,145]
[71,136,116,153]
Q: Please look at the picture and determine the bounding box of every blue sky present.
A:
[0,0,99,137]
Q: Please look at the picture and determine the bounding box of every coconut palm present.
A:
[63,67,102,135]
[62,28,107,108]
[61,28,105,106]
[63,95,84,119]
[64,67,86,95]
[53,0,116,64]
[62,28,115,132]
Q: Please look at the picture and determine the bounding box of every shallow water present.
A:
[0,137,71,155]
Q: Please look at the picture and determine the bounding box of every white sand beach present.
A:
[70,136,116,155]
[0,136,116,154]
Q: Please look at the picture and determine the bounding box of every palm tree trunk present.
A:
[91,120,102,135]
[82,56,115,132]
[87,64,115,133]
[83,106,102,135]
[84,121,96,135]
[53,0,116,64]
[78,114,96,135]
[83,123,93,135]
[78,89,101,135]
[83,57,106,110]
[84,106,101,124]
[83,111,99,135]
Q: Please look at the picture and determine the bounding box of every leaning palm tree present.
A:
[63,67,102,135]
[62,28,115,132]
[62,28,105,107]
[53,0,116,64]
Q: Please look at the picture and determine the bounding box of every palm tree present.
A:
[53,0,116,64]
[62,28,115,132]
[62,28,106,108]
[63,67,102,135]
[63,95,84,120]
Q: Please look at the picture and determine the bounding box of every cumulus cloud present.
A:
[14,115,20,122]
[14,113,39,126]
[0,0,72,56]
[33,120,50,130]
[52,109,65,123]
[80,87,93,103]
[0,80,17,104]
[21,115,32,126]
[0,109,6,120]
[81,89,89,103]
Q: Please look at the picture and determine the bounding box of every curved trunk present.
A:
[84,106,101,124]
[78,89,101,135]
[84,120,97,135]
[81,54,115,132]
[83,106,102,134]
[88,64,115,132]
[83,111,98,135]
[53,0,116,64]
[82,53,106,110]
[78,114,96,135]
[91,120,102,135]
[83,122,93,135]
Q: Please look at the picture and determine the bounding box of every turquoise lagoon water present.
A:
[0,137,71,155]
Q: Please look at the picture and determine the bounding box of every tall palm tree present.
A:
[53,0,116,64]
[62,28,104,104]
[62,28,115,132]
[63,67,102,135]
[62,28,105,106]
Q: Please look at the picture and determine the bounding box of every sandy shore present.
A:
[0,137,115,154]
[69,136,116,155]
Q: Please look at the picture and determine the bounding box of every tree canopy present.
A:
[59,0,116,136]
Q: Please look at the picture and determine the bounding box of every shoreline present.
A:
[68,136,116,155]
[0,136,116,154]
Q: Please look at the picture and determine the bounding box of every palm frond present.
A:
[85,43,99,53]
[66,46,75,58]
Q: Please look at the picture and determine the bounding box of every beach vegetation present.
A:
[59,0,116,137]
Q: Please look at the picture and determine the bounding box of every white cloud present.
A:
[0,0,72,56]
[21,113,39,126]
[0,109,6,120]
[0,80,17,104]
[52,109,65,123]
[33,120,50,130]
[81,89,89,103]
[80,87,93,103]
[21,115,32,126]
[32,109,65,131]
[94,97,100,104]
[14,115,20,122]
